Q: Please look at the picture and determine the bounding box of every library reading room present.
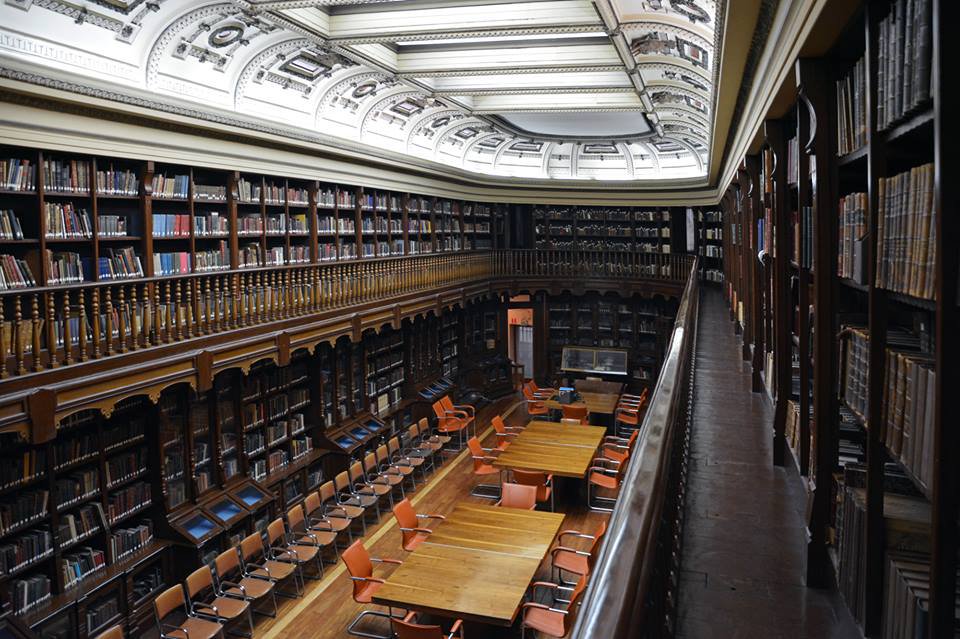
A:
[0,1,953,638]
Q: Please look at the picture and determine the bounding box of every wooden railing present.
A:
[571,257,700,639]
[0,251,690,378]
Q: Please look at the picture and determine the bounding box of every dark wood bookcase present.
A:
[721,1,956,635]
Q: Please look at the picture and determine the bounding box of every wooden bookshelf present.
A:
[721,1,956,635]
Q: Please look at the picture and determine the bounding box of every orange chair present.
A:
[392,498,445,551]
[467,436,502,498]
[345,464,384,521]
[561,404,588,425]
[491,415,520,450]
[305,487,353,545]
[403,423,438,475]
[528,380,556,396]
[154,584,224,639]
[522,384,550,417]
[413,418,447,466]
[587,454,628,512]
[343,540,404,638]
[185,564,254,637]
[512,469,554,512]
[214,546,278,618]
[440,395,475,437]
[321,478,366,537]
[551,520,608,585]
[602,429,639,464]
[383,437,423,489]
[496,482,537,510]
[239,531,301,600]
[432,400,469,450]
[363,451,403,504]
[614,404,641,438]
[520,575,588,639]
[288,503,339,569]
[394,612,464,639]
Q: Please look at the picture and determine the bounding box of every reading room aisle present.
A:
[676,288,860,638]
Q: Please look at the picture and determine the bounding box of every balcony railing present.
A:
[0,250,691,380]
[571,256,700,639]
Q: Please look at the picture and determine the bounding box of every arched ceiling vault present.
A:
[0,0,727,184]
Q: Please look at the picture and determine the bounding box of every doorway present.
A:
[507,307,534,380]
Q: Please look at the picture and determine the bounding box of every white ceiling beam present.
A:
[429,71,631,94]
[326,1,602,44]
[396,43,621,76]
[469,93,643,113]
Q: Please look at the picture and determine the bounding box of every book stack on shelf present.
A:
[836,55,867,156]
[875,164,935,300]
[876,0,932,131]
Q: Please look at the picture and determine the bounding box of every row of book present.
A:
[44,203,92,239]
[11,574,50,614]
[152,213,191,238]
[99,215,128,237]
[0,527,53,575]
[881,347,935,492]
[105,449,147,488]
[54,469,99,508]
[106,481,151,525]
[835,465,930,628]
[151,174,189,199]
[792,205,814,269]
[291,436,312,461]
[53,432,97,470]
[61,545,106,588]
[96,167,139,196]
[0,451,46,492]
[877,0,932,130]
[836,56,867,156]
[2,158,35,191]
[58,505,101,547]
[87,596,121,634]
[43,159,90,193]
[883,553,960,638]
[875,163,935,299]
[108,520,152,562]
[0,209,25,239]
[0,491,49,536]
[838,192,867,281]
[196,212,228,236]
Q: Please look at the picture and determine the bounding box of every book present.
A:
[0,209,25,239]
[2,158,36,192]
[151,174,189,199]
[0,254,38,290]
[44,203,93,239]
[43,158,90,193]
[877,0,932,130]
[836,56,867,156]
[838,192,867,280]
[874,164,935,299]
[95,165,139,196]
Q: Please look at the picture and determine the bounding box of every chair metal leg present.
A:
[346,608,404,639]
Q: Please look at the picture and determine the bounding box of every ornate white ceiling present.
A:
[0,0,722,183]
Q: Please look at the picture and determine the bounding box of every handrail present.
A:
[570,257,700,639]
[0,250,691,379]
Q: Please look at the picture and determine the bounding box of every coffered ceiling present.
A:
[0,0,729,184]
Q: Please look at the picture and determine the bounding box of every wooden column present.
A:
[766,119,791,466]
[746,156,765,392]
[797,57,839,588]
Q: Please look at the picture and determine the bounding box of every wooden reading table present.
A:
[493,421,607,478]
[373,503,564,626]
[542,391,621,416]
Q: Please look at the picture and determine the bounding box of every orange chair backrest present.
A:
[304,491,322,517]
[240,532,264,563]
[466,437,486,471]
[334,471,351,492]
[319,480,337,504]
[154,584,185,621]
[342,540,373,600]
[521,384,535,400]
[266,518,285,546]
[562,405,588,422]
[348,461,365,484]
[388,437,401,456]
[393,617,446,639]
[215,547,241,581]
[392,498,418,548]
[287,504,306,533]
[563,575,589,633]
[416,417,430,437]
[432,401,446,420]
[363,451,378,475]
[491,415,507,433]
[512,470,548,501]
[440,396,454,412]
[93,625,124,639]
[186,565,214,600]
[499,482,537,510]
[375,444,391,466]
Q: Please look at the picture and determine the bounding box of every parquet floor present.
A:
[248,396,609,639]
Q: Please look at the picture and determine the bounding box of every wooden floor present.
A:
[676,288,861,639]
[251,397,608,639]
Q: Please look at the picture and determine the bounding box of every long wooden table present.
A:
[373,503,564,626]
[493,421,607,478]
[543,390,621,416]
